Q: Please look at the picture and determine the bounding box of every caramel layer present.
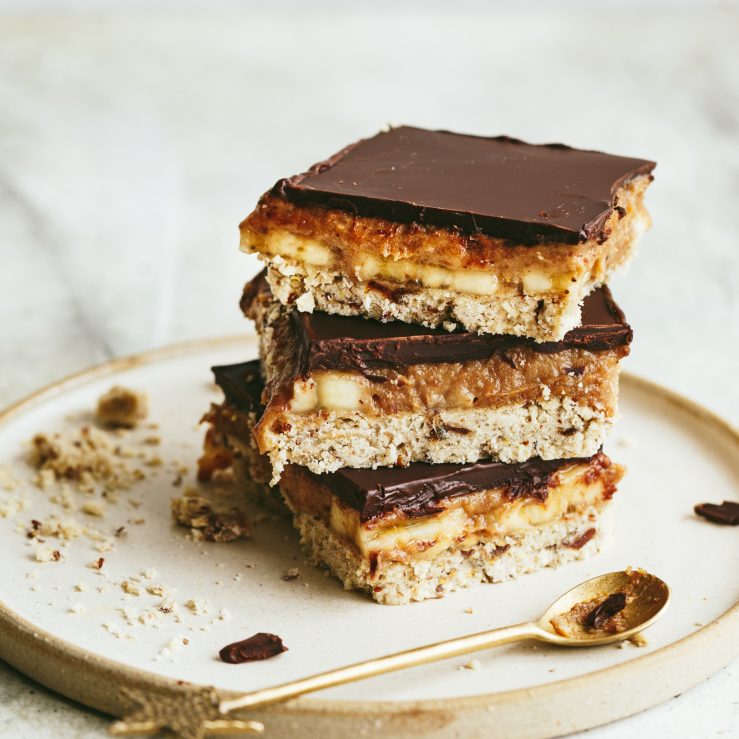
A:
[252,295,626,438]
[292,348,623,416]
[241,177,651,297]
[279,454,622,562]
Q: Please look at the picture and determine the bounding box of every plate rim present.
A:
[1,335,737,734]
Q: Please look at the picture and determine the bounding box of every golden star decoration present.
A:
[109,687,264,739]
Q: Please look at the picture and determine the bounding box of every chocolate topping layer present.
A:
[318,455,590,522]
[212,360,263,412]
[269,126,655,245]
[294,285,631,373]
[242,271,631,374]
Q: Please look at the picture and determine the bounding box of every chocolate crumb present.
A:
[694,501,739,526]
[368,552,380,577]
[443,424,471,435]
[366,279,409,302]
[96,557,105,570]
[363,373,389,384]
[271,420,292,434]
[564,528,596,549]
[585,592,627,631]
[219,633,287,664]
[498,351,516,369]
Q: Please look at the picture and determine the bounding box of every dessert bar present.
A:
[241,126,654,341]
[196,126,656,605]
[243,272,631,479]
[282,453,621,605]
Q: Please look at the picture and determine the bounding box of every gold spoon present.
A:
[110,569,670,738]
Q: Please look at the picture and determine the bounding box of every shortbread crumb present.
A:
[96,386,149,428]
[82,501,105,517]
[185,598,211,616]
[28,427,145,491]
[170,492,250,543]
[35,546,62,563]
[121,578,142,596]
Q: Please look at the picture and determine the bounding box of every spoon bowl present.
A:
[536,569,671,646]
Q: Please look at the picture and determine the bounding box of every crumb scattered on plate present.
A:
[171,489,250,542]
[96,386,149,429]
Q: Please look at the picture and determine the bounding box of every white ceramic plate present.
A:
[0,337,737,739]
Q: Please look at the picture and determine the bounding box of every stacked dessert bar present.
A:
[199,126,654,605]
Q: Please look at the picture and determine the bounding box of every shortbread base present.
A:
[293,503,611,605]
[261,398,612,481]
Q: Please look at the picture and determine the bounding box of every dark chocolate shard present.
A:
[585,592,627,631]
[219,633,287,664]
[294,285,631,373]
[269,126,655,245]
[212,360,263,413]
[694,501,739,526]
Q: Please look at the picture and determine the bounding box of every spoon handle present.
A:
[219,621,539,715]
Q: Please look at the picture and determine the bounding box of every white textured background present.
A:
[0,2,737,737]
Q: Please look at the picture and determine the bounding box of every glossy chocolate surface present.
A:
[270,126,655,245]
[318,455,589,522]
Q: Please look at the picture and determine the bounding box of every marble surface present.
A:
[0,5,737,737]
